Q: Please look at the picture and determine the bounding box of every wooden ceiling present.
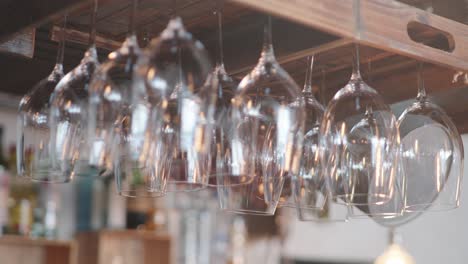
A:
[1,0,468,132]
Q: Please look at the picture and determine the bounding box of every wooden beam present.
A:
[0,0,92,42]
[0,28,35,58]
[228,0,468,71]
[50,25,121,51]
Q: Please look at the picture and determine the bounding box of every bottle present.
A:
[0,127,9,235]
[8,144,37,235]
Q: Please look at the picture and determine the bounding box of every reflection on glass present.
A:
[320,45,399,206]
[49,0,101,179]
[17,16,68,182]
[133,17,214,192]
[398,63,463,212]
[218,16,304,215]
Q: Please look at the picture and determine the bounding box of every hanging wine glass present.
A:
[132,13,215,192]
[296,67,349,222]
[49,0,101,180]
[398,62,463,212]
[86,0,140,172]
[218,16,305,215]
[347,61,405,219]
[320,44,400,206]
[85,0,163,197]
[269,55,326,209]
[17,16,68,182]
[206,3,251,187]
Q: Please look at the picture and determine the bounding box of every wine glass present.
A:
[347,62,404,219]
[290,56,327,210]
[86,0,140,172]
[206,3,252,187]
[85,0,164,197]
[49,0,101,180]
[132,16,214,192]
[17,16,68,182]
[217,16,305,215]
[265,55,326,209]
[296,66,349,222]
[398,63,463,212]
[320,44,400,206]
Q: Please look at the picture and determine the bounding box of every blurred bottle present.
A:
[107,178,127,230]
[230,217,247,264]
[7,144,38,235]
[30,182,59,239]
[0,127,9,235]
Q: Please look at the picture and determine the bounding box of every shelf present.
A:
[0,231,171,264]
[0,235,76,264]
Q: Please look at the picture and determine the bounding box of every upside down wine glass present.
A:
[398,62,463,212]
[50,0,101,180]
[320,44,400,206]
[296,66,349,222]
[348,61,404,219]
[207,3,251,187]
[86,0,163,197]
[274,55,325,208]
[17,16,68,182]
[291,56,326,211]
[218,16,305,215]
[132,16,215,192]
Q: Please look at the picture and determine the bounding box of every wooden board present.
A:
[229,0,468,71]
[0,29,35,58]
[0,235,75,264]
[98,231,171,264]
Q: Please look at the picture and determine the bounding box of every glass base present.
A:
[334,193,392,206]
[119,189,166,198]
[166,182,207,192]
[405,203,459,212]
[26,170,72,183]
[222,208,276,216]
[207,174,255,187]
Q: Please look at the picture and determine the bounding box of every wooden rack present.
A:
[1,0,468,131]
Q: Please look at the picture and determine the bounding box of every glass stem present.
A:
[215,2,224,68]
[88,0,98,47]
[56,15,67,66]
[319,69,327,105]
[128,0,138,37]
[351,43,362,80]
[368,60,373,84]
[388,228,396,245]
[261,15,275,58]
[172,0,178,18]
[417,62,427,101]
[303,56,314,93]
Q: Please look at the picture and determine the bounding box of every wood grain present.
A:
[229,0,468,70]
[0,29,35,58]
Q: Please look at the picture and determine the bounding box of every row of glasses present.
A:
[17,0,463,221]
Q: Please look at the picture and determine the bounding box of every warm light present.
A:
[375,244,415,264]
